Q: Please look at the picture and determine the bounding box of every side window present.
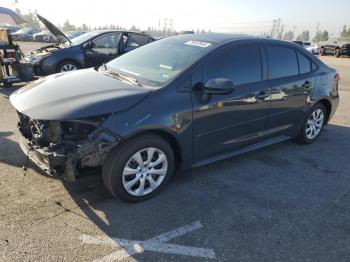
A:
[297,52,311,74]
[127,34,148,47]
[205,44,262,86]
[267,45,298,79]
[92,33,119,49]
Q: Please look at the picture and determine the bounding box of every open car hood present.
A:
[10,69,150,120]
[37,14,71,44]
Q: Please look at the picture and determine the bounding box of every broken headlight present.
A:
[60,114,110,141]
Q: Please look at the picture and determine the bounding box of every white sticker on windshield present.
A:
[185,40,211,48]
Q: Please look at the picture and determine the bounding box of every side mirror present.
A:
[83,41,95,49]
[204,78,234,94]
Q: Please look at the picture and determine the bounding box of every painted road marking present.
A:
[80,220,216,261]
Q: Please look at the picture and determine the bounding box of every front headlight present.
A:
[25,53,51,66]
[25,56,40,65]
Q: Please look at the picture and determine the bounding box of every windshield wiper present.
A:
[101,65,143,87]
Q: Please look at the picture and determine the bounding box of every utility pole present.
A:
[315,22,320,39]
[271,19,277,38]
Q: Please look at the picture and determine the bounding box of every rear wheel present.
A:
[102,134,175,202]
[334,49,340,57]
[294,103,326,144]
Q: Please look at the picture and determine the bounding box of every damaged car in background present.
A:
[25,14,155,76]
[11,34,339,202]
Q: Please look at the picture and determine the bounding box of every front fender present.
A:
[39,47,85,75]
[102,87,194,169]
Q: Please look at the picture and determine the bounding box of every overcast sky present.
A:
[2,0,349,37]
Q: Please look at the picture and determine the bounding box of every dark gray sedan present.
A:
[10,33,339,202]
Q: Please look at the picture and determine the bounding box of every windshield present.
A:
[106,36,215,87]
[71,31,100,45]
[65,31,78,39]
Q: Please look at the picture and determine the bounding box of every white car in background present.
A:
[304,42,320,55]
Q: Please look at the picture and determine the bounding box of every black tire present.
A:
[294,103,327,144]
[102,134,175,202]
[320,48,325,56]
[56,60,80,73]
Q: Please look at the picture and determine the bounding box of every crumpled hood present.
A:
[10,69,150,120]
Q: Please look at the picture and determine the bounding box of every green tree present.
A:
[61,19,76,31]
[283,30,294,40]
[296,30,310,41]
[15,9,41,28]
[313,30,329,42]
[340,25,350,37]
[130,25,139,31]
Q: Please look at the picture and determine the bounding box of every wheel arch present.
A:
[56,59,82,72]
[122,129,183,167]
[316,98,332,123]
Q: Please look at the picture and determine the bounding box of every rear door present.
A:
[84,33,121,67]
[192,43,271,162]
[264,44,317,137]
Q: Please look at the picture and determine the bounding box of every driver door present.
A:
[84,33,121,67]
[192,43,271,162]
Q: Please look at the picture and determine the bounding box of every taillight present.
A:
[335,73,341,81]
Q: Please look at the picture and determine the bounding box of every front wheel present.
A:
[319,48,325,56]
[57,61,80,73]
[102,134,175,202]
[294,103,326,144]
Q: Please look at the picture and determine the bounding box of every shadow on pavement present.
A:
[0,84,25,98]
[52,123,350,260]
[3,123,350,260]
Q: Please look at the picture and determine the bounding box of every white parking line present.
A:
[80,220,216,261]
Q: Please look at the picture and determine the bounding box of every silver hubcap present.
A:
[122,147,168,196]
[60,63,77,72]
[305,108,324,139]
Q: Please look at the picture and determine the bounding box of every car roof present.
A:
[90,30,151,36]
[168,33,302,47]
[174,33,259,44]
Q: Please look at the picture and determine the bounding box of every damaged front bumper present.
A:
[19,137,66,177]
[18,121,121,182]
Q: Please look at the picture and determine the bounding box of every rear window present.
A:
[127,34,148,47]
[297,52,311,74]
[267,45,299,79]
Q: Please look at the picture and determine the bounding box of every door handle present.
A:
[255,91,270,100]
[302,81,313,89]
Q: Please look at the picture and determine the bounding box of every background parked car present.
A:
[319,42,350,57]
[0,24,19,33]
[10,27,40,41]
[292,40,303,46]
[64,30,86,40]
[305,43,320,55]
[33,29,57,42]
[25,14,155,75]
